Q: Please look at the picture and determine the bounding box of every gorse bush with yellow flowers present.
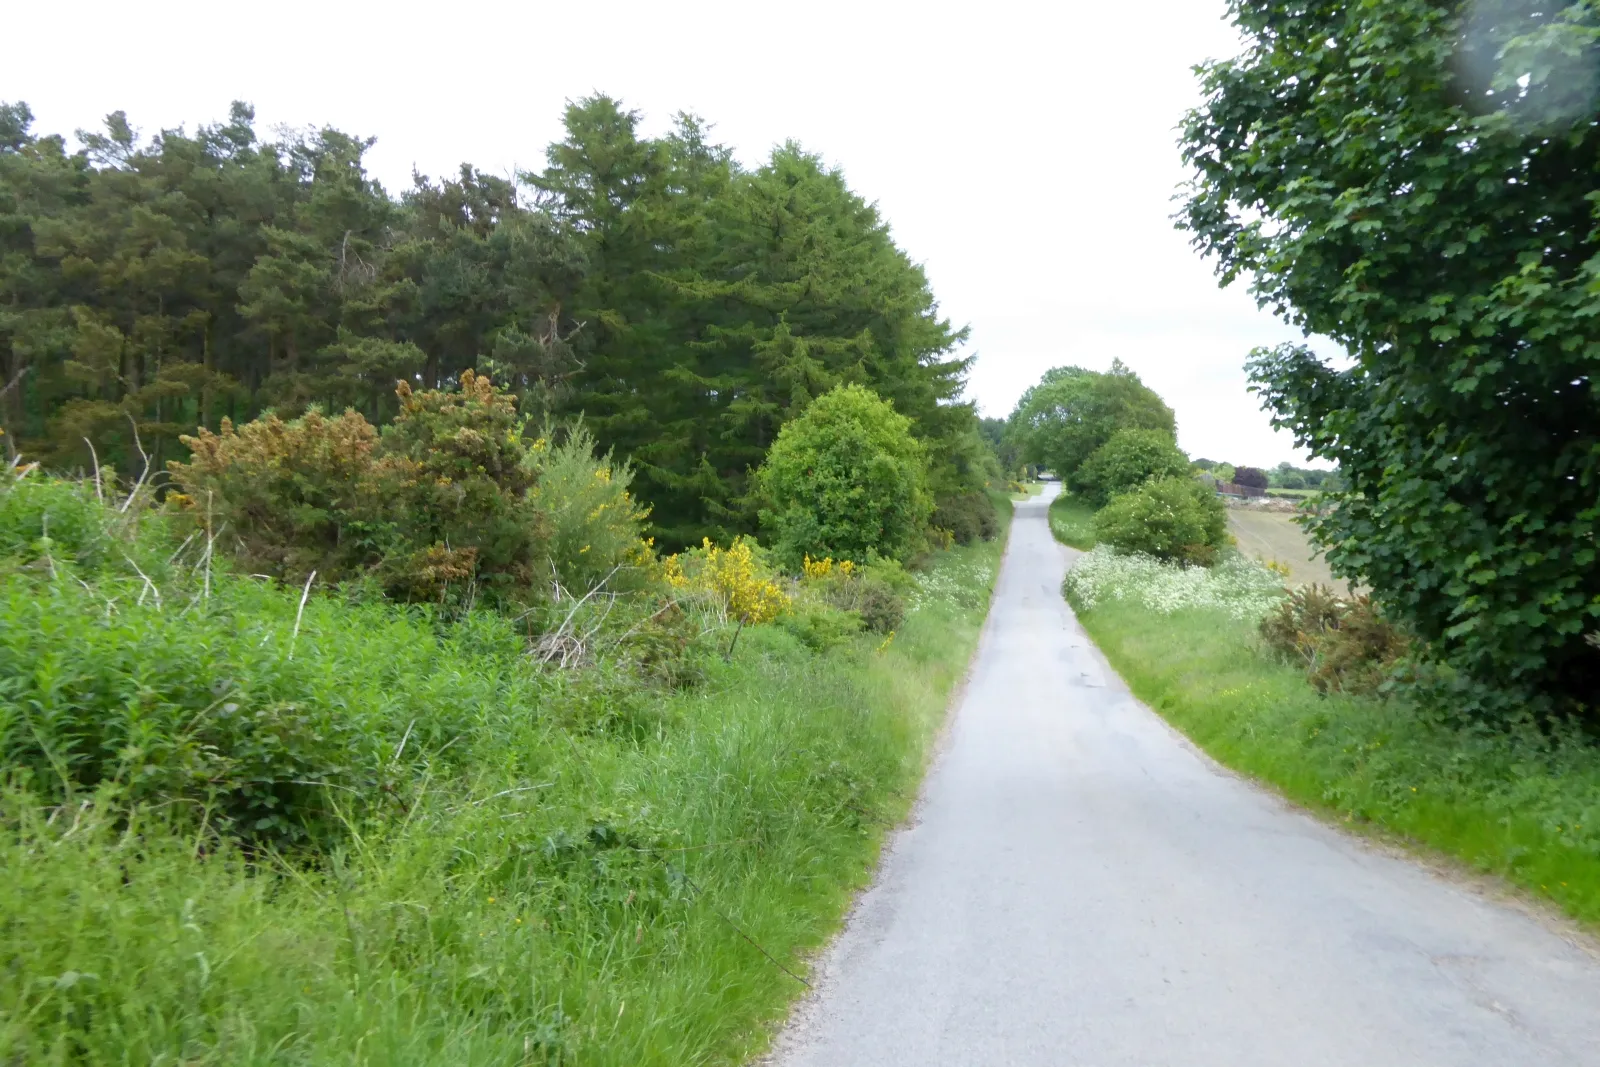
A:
[662,537,790,626]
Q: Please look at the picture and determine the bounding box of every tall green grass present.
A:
[1072,596,1600,928]
[1047,492,1097,550]
[0,497,1011,1064]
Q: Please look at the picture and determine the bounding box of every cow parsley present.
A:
[1063,547,1286,622]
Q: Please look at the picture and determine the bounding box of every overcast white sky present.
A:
[5,0,1341,466]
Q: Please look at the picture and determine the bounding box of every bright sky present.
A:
[6,0,1342,467]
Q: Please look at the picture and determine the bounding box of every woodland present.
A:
[0,95,990,549]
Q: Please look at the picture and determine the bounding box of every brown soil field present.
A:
[1227,507,1347,591]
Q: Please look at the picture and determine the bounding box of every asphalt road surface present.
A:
[769,485,1600,1067]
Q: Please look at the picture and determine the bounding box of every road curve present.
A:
[769,485,1600,1067]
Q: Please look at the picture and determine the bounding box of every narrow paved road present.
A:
[771,486,1600,1067]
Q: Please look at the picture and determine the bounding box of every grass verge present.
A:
[1047,492,1097,550]
[1,503,1011,1065]
[1069,593,1600,928]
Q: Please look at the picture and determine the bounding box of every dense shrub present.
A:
[1070,427,1190,507]
[523,421,652,594]
[662,538,790,627]
[778,603,865,652]
[169,409,390,584]
[376,372,546,603]
[1093,476,1229,566]
[757,384,931,568]
[1260,584,1410,696]
[171,373,650,608]
[931,489,999,546]
[1233,466,1269,490]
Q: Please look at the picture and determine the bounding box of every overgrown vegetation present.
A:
[1260,585,1412,698]
[0,436,1012,1062]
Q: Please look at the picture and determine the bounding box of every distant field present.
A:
[1227,508,1345,590]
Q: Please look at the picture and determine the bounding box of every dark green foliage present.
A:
[931,489,1000,546]
[1070,427,1190,507]
[0,95,979,553]
[528,101,972,547]
[1093,476,1229,566]
[1181,1,1600,716]
[757,384,931,568]
[979,416,1022,475]
[1009,361,1175,479]
[1260,584,1411,697]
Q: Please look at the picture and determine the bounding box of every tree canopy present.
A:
[1071,426,1190,507]
[1008,361,1175,479]
[1180,0,1600,715]
[0,95,983,550]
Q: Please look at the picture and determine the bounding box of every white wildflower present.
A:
[1063,546,1286,622]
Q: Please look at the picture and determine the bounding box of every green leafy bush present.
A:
[1182,3,1600,717]
[1070,427,1190,507]
[779,603,865,652]
[757,384,931,568]
[0,467,171,579]
[797,556,909,635]
[1093,476,1228,566]
[523,421,651,594]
